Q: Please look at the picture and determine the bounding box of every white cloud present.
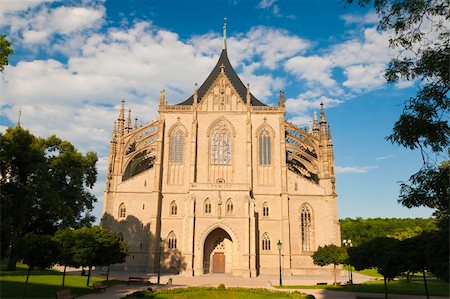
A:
[0,1,105,52]
[376,155,394,160]
[340,11,378,25]
[335,165,378,174]
[257,0,277,9]
[343,63,386,90]
[284,55,336,88]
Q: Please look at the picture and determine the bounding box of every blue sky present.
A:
[0,0,435,221]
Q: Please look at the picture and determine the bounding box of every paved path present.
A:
[74,270,448,299]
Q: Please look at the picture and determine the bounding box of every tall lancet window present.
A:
[259,128,271,165]
[210,122,231,165]
[301,204,312,251]
[167,231,177,249]
[170,128,184,163]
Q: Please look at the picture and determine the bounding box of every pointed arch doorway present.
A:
[203,228,233,274]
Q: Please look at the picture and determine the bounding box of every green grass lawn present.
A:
[277,278,450,297]
[0,264,120,298]
[124,287,311,299]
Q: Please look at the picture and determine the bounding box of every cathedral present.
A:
[102,28,341,277]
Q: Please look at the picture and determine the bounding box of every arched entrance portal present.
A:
[203,228,233,274]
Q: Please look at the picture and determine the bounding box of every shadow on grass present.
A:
[1,280,91,298]
[1,271,123,299]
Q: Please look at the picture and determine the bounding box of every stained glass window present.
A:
[170,128,184,163]
[210,122,231,165]
[301,204,312,251]
[259,128,271,165]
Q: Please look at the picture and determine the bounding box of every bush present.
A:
[217,283,226,290]
[130,291,145,298]
[305,295,316,299]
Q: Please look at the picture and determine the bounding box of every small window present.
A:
[262,233,271,251]
[119,203,126,218]
[143,203,145,209]
[170,201,177,216]
[226,199,233,214]
[168,231,177,249]
[204,199,212,214]
[140,243,143,250]
[262,202,269,217]
[294,182,298,191]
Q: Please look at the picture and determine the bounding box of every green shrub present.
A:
[217,283,226,290]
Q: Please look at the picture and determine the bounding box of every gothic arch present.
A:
[255,122,276,138]
[197,223,240,251]
[167,121,188,137]
[206,116,236,137]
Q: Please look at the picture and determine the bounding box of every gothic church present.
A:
[102,28,341,277]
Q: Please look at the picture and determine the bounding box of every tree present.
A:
[0,126,98,270]
[346,0,449,155]
[17,234,58,299]
[345,0,449,282]
[72,227,128,286]
[348,237,405,299]
[53,229,79,287]
[398,160,449,227]
[340,217,436,246]
[312,244,347,285]
[0,34,13,72]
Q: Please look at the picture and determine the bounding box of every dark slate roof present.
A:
[176,49,267,106]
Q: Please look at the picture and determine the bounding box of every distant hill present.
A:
[339,217,437,246]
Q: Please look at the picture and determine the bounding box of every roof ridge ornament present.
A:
[223,17,227,51]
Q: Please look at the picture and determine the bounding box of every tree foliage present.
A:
[398,160,449,227]
[345,0,449,154]
[0,126,98,270]
[71,227,128,286]
[0,34,13,72]
[348,237,404,298]
[17,234,59,298]
[312,244,347,284]
[340,217,436,245]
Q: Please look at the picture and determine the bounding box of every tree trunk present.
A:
[422,269,429,299]
[22,267,31,299]
[333,264,337,285]
[62,265,67,287]
[86,266,92,286]
[6,242,18,271]
[106,265,110,281]
[383,276,388,299]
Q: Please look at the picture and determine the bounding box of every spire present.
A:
[17,107,22,127]
[223,17,227,51]
[159,89,166,107]
[194,83,198,104]
[320,102,326,124]
[327,124,333,145]
[134,117,138,129]
[308,120,313,134]
[313,111,319,138]
[246,83,251,105]
[117,98,125,136]
[278,91,285,107]
[126,108,132,133]
[320,102,328,141]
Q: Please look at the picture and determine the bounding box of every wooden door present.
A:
[212,252,225,273]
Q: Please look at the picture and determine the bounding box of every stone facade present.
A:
[102,46,341,277]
